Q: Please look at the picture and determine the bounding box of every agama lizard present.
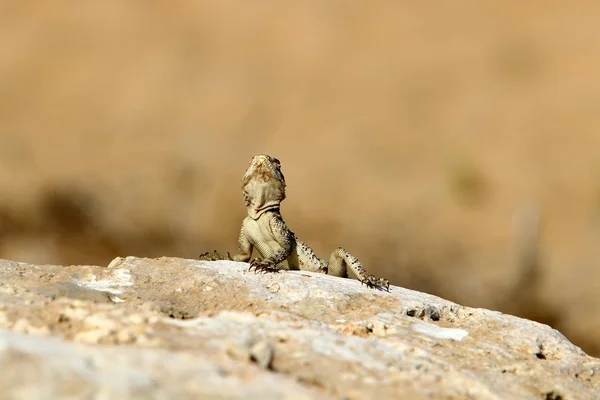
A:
[201,154,389,290]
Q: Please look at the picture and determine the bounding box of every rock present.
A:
[250,339,275,370]
[0,256,598,399]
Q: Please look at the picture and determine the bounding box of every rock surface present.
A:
[0,257,598,399]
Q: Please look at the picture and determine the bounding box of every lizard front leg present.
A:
[328,248,390,290]
[249,213,295,274]
[232,224,253,263]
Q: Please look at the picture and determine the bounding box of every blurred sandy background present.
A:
[1,1,599,355]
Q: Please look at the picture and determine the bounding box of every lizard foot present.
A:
[360,274,390,291]
[199,250,232,261]
[249,258,280,274]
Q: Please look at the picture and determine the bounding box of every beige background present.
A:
[1,1,599,355]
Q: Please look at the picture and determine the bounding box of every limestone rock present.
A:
[0,257,598,399]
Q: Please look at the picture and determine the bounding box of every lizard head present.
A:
[241,154,286,219]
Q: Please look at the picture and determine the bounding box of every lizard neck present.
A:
[247,204,280,220]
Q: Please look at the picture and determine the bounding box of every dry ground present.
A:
[1,1,599,354]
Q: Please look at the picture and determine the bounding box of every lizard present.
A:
[201,154,389,290]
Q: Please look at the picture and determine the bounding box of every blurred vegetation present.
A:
[1,1,600,356]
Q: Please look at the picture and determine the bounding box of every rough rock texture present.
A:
[0,257,598,400]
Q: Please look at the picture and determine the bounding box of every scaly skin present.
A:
[201,154,389,290]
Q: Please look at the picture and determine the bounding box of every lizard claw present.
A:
[199,250,232,261]
[249,258,280,274]
[199,250,219,261]
[360,274,377,288]
[360,274,390,291]
[379,277,390,291]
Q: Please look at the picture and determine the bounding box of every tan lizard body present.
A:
[203,154,389,290]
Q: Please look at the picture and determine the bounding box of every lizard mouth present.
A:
[243,155,286,186]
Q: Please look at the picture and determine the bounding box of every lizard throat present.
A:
[248,203,280,219]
